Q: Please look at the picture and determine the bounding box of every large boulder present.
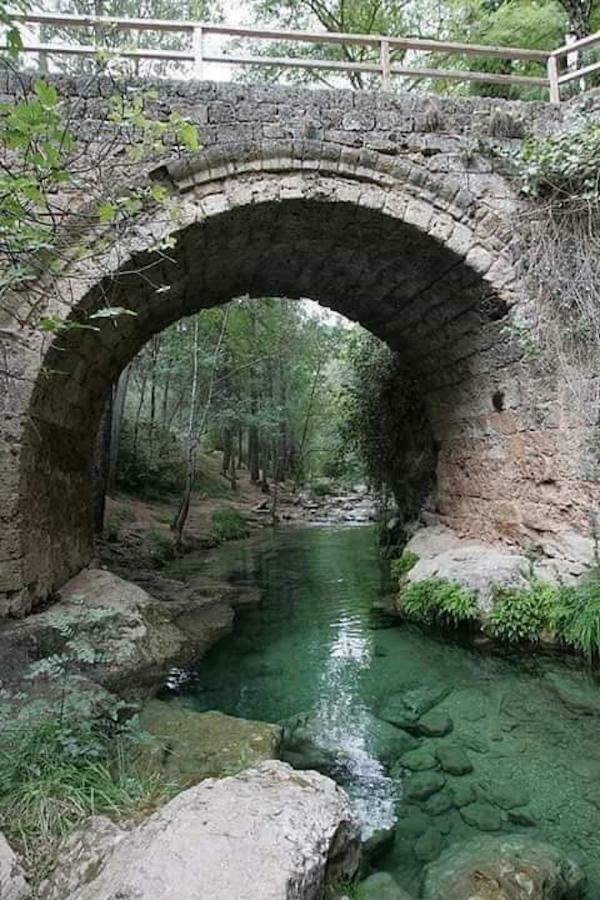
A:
[39,817,127,900]
[403,525,530,614]
[8,569,235,695]
[139,699,282,783]
[0,832,29,900]
[67,761,360,900]
[422,835,586,899]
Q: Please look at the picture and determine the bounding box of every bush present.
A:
[144,529,177,567]
[209,507,249,544]
[0,713,177,881]
[390,551,419,582]
[488,579,558,644]
[400,577,478,629]
[116,421,185,499]
[311,478,336,497]
[551,573,600,661]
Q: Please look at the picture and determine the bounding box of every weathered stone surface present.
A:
[139,700,282,783]
[67,761,360,900]
[40,817,126,900]
[357,871,415,899]
[0,833,29,900]
[404,526,530,614]
[422,835,587,899]
[4,568,236,695]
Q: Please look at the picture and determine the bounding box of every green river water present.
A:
[162,525,600,897]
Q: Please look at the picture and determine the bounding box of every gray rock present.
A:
[68,761,360,900]
[404,772,445,801]
[366,718,419,763]
[422,835,587,899]
[357,872,415,899]
[39,817,126,900]
[0,833,29,900]
[404,526,530,614]
[460,801,503,831]
[434,745,473,775]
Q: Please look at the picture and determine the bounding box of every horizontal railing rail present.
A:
[2,11,599,102]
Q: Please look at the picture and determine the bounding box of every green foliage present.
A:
[400,577,478,628]
[338,333,437,529]
[551,572,600,661]
[311,477,336,497]
[488,579,558,644]
[26,602,118,682]
[0,714,176,879]
[117,420,185,498]
[144,529,177,567]
[209,507,249,543]
[390,550,419,581]
[517,119,600,199]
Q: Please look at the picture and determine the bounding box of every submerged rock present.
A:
[361,826,395,864]
[379,685,451,730]
[398,747,437,772]
[67,761,360,900]
[139,699,282,783]
[357,871,415,899]
[422,834,587,899]
[0,833,29,900]
[414,711,453,737]
[403,772,445,802]
[434,744,473,776]
[414,828,445,863]
[459,801,503,831]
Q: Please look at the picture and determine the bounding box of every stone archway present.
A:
[0,147,585,614]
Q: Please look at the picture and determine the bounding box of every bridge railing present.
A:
[3,11,600,104]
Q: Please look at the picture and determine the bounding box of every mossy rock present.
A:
[423,791,453,817]
[459,801,503,832]
[139,700,282,784]
[398,747,438,772]
[415,711,453,738]
[447,780,478,809]
[404,772,445,802]
[434,745,473,776]
[414,828,445,863]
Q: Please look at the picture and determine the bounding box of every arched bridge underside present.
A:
[0,77,596,615]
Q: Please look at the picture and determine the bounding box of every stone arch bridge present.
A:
[0,75,597,615]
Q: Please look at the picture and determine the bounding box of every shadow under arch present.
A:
[10,158,523,608]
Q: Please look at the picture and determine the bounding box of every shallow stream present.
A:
[161,525,600,897]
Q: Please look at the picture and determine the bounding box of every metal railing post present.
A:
[193,25,203,79]
[547,54,561,103]
[380,37,391,90]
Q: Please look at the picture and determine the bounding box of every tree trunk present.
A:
[93,397,112,534]
[107,363,131,495]
[173,311,229,549]
[222,427,233,476]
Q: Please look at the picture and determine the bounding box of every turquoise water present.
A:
[162,525,600,897]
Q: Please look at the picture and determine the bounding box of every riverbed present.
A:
[161,525,600,897]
